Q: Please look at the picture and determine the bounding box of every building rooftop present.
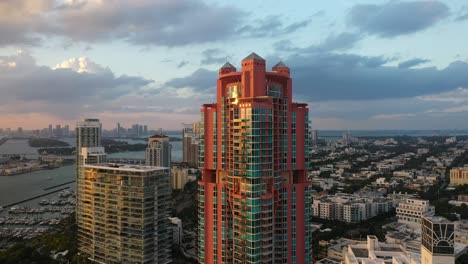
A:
[76,119,101,126]
[221,62,236,69]
[242,52,265,61]
[351,248,369,258]
[84,163,169,172]
[315,258,341,264]
[424,215,452,224]
[273,61,288,68]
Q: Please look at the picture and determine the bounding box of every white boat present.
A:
[47,177,52,180]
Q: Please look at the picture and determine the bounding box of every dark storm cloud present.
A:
[348,1,449,37]
[163,68,217,92]
[398,58,430,69]
[287,52,468,101]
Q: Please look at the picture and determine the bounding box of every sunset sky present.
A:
[1,0,468,130]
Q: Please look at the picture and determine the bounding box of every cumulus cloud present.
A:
[0,51,152,118]
[348,1,449,37]
[53,57,109,73]
[398,58,430,69]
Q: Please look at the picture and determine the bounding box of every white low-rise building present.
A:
[344,235,420,264]
[396,198,435,230]
[312,193,393,223]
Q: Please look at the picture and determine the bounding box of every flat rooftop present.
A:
[84,163,169,172]
[351,248,368,258]
[424,216,452,224]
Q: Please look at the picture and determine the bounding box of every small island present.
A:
[102,138,146,153]
[29,138,70,148]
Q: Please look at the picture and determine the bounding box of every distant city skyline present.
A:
[1,1,468,130]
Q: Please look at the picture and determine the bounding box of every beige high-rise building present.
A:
[77,164,172,264]
[421,216,455,264]
[145,135,171,167]
[171,167,188,190]
[182,127,199,167]
[450,166,468,186]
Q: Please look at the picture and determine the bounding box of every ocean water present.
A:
[317,130,468,138]
[0,136,183,209]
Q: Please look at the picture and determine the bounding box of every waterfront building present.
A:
[396,198,435,230]
[55,124,62,137]
[198,53,313,263]
[132,124,139,136]
[75,118,104,224]
[63,125,70,137]
[78,147,106,166]
[144,135,173,263]
[145,134,171,167]
[421,216,455,264]
[76,119,102,159]
[76,164,172,264]
[182,127,199,167]
[450,166,468,186]
[311,130,318,145]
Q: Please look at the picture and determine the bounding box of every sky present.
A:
[1,0,468,131]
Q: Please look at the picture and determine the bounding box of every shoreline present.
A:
[0,165,63,177]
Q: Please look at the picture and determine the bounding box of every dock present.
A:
[1,187,71,208]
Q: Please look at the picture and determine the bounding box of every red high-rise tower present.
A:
[198,53,312,263]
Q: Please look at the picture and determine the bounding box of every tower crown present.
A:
[219,62,236,75]
[272,61,290,75]
[242,52,265,61]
